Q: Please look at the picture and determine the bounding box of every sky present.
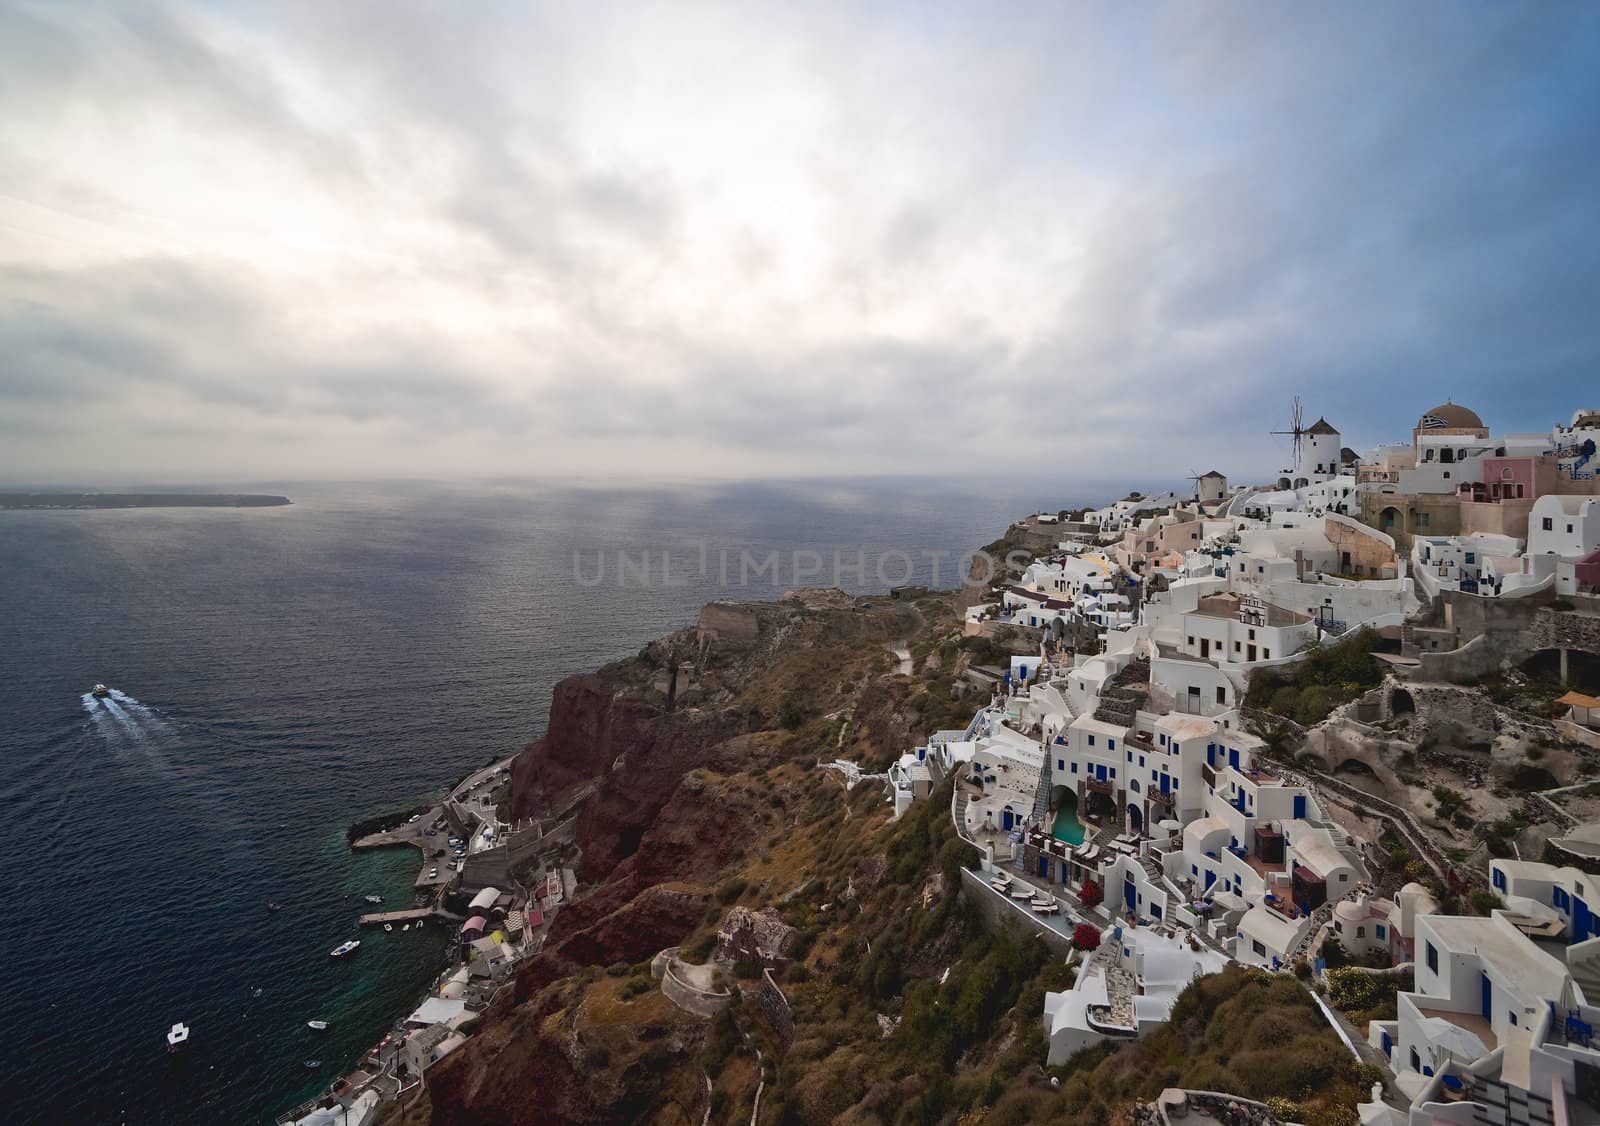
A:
[1,1,1598,486]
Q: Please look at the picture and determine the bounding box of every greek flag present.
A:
[1419,414,1449,429]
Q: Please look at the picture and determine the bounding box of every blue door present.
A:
[1204,870,1216,890]
[1229,748,1240,769]
[1481,972,1492,1020]
[1293,795,1307,819]
[1124,879,1137,911]
[1039,856,1049,878]
[1160,775,1171,794]
[1575,897,1592,944]
[1002,809,1014,830]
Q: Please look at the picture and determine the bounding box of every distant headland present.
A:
[0,492,292,510]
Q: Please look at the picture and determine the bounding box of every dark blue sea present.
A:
[0,478,1076,1125]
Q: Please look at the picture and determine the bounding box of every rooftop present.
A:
[1423,914,1572,1006]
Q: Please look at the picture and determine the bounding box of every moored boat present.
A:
[363,895,383,904]
[167,1022,190,1052]
[307,1020,328,1031]
[303,1059,321,1069]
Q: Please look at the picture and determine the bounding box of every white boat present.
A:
[329,940,360,957]
[92,683,110,698]
[401,924,410,932]
[384,924,392,932]
[167,1022,190,1052]
[307,1020,329,1031]
[364,895,383,904]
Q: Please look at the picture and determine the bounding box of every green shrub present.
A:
[1468,888,1500,915]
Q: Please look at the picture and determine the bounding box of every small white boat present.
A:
[384,924,393,932]
[401,924,410,932]
[307,1020,329,1031]
[92,683,110,699]
[329,940,360,957]
[167,1022,190,1052]
[364,895,383,905]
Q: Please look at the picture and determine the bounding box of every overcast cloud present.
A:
[1,1,1597,484]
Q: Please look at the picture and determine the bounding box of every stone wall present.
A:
[695,602,762,649]
[958,868,1075,956]
[1532,605,1600,655]
[656,952,735,1018]
[1311,772,1474,889]
[1546,838,1600,874]
[742,969,795,1050]
[461,845,510,892]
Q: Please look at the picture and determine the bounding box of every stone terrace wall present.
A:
[958,869,1075,956]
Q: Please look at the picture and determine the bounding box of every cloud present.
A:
[0,0,1597,483]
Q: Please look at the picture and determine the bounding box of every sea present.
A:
[0,477,1102,1125]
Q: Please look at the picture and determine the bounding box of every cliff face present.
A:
[429,592,924,1125]
[508,674,653,817]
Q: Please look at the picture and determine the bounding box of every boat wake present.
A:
[81,689,183,781]
[82,689,175,739]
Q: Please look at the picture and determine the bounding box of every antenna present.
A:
[1270,396,1307,469]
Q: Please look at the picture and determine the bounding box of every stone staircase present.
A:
[1031,748,1055,826]
[1139,853,1164,885]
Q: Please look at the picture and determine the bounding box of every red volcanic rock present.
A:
[509,674,648,819]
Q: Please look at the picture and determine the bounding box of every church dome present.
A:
[1417,402,1484,431]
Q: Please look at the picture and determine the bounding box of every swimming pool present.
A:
[1052,797,1086,846]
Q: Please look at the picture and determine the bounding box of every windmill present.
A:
[1271,396,1308,472]
[1183,468,1205,500]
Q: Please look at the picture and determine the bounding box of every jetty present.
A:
[358,907,449,928]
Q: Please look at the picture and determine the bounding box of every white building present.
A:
[1043,923,1228,1065]
[1528,495,1600,595]
[1367,911,1600,1126]
[1490,859,1600,943]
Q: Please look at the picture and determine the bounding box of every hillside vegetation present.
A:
[407,588,1373,1126]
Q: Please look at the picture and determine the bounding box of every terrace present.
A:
[1415,1005,1498,1054]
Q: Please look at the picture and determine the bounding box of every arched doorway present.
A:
[1127,803,1143,833]
[1379,506,1401,532]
